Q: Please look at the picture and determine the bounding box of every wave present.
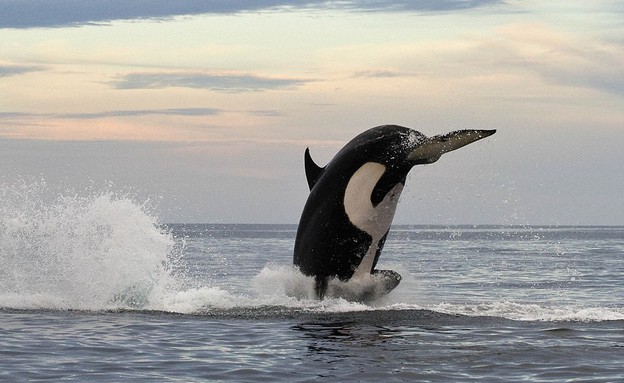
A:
[1,181,622,323]
[427,301,624,322]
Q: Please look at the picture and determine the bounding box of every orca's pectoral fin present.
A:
[304,148,325,190]
[372,269,402,294]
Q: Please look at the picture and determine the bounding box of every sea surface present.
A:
[1,190,623,382]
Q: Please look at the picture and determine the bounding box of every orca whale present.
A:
[293,125,496,300]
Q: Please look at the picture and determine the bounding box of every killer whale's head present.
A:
[407,128,497,164]
[345,125,496,168]
[334,125,496,206]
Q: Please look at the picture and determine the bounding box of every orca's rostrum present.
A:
[293,125,496,301]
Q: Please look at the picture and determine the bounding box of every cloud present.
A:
[338,0,503,12]
[246,110,283,117]
[353,69,418,78]
[0,107,284,123]
[373,23,624,98]
[0,0,504,29]
[488,24,624,96]
[535,44,624,97]
[112,72,310,92]
[59,108,223,119]
[0,64,45,77]
[0,108,221,120]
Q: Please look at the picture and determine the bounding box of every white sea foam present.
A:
[251,265,317,301]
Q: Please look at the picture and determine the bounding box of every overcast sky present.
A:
[1,0,623,225]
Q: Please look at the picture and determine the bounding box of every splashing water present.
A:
[0,181,182,310]
[2,181,623,322]
[0,181,392,314]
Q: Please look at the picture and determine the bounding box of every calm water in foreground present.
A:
[1,194,623,381]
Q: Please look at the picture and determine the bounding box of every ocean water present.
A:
[1,185,623,382]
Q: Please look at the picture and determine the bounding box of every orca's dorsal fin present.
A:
[304,148,325,190]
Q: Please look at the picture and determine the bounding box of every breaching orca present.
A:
[293,125,496,300]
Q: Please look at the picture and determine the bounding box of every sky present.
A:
[1,0,623,225]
